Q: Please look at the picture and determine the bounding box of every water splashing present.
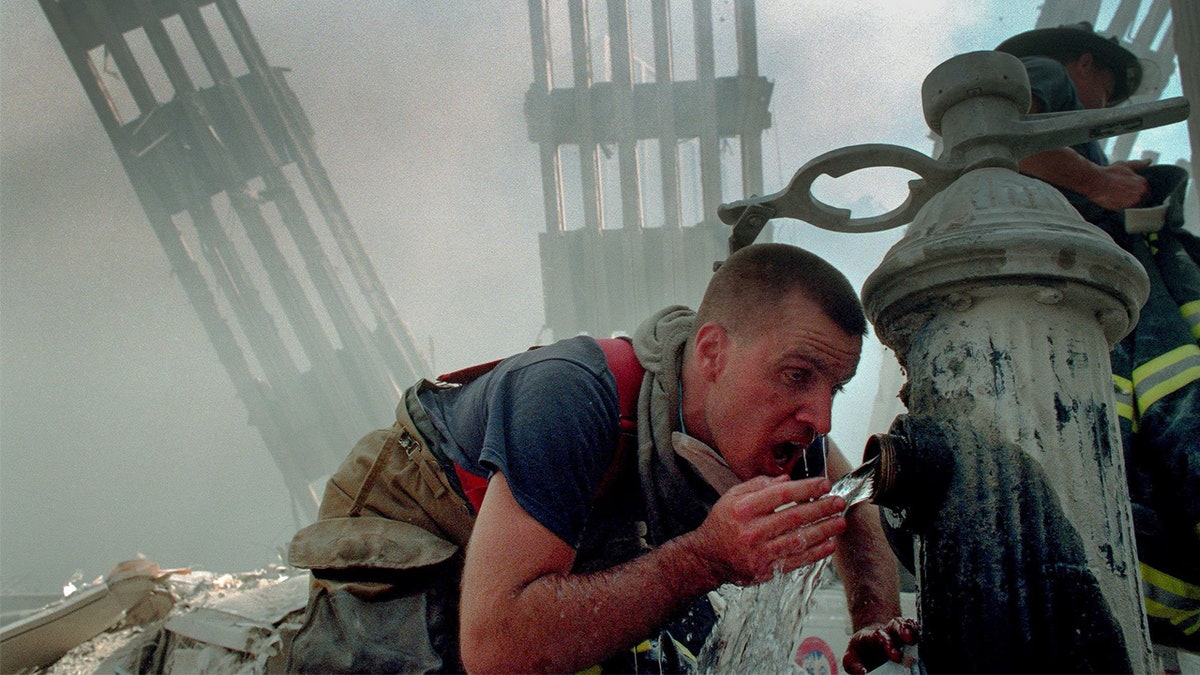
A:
[696,458,878,673]
[830,455,879,506]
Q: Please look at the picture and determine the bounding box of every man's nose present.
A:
[794,390,834,435]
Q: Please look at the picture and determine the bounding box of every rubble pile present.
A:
[40,626,142,675]
[2,561,309,674]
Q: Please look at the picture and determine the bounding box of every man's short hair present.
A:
[694,243,867,338]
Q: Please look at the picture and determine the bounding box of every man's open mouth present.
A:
[772,441,804,472]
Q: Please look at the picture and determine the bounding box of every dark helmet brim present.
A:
[996,22,1143,106]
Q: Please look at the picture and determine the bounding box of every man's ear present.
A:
[692,322,729,381]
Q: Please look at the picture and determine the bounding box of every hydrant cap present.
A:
[921,51,1031,134]
[863,168,1150,348]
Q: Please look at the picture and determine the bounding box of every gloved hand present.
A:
[842,617,920,674]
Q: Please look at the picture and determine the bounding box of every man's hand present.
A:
[683,474,847,587]
[1084,159,1151,211]
[1020,150,1150,212]
[843,617,921,675]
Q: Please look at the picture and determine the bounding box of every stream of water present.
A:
[696,458,879,673]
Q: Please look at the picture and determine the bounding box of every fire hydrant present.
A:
[720,50,1189,673]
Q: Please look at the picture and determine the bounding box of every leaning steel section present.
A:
[39,0,431,521]
[527,0,773,339]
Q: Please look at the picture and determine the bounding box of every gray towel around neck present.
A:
[631,306,714,544]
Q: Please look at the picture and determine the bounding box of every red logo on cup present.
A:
[795,636,838,675]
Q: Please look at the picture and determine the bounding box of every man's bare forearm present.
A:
[1020,148,1106,196]
[822,441,901,629]
[834,502,902,630]
[1019,150,1149,211]
[461,529,717,673]
[461,473,847,672]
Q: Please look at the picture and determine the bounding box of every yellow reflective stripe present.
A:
[1112,375,1136,428]
[1142,563,1200,601]
[1113,375,1133,399]
[1183,299,1200,340]
[1132,344,1200,413]
[672,638,698,664]
[1144,597,1200,635]
[1141,563,1200,635]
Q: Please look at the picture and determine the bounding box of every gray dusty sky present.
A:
[1,1,1188,592]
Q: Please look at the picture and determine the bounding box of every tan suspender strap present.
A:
[396,395,452,499]
[348,421,450,518]
[349,430,399,517]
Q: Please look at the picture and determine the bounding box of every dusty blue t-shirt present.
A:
[417,336,619,548]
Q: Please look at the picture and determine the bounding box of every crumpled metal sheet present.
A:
[0,559,180,672]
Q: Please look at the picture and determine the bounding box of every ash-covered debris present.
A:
[5,560,307,675]
[166,566,300,610]
[37,626,144,675]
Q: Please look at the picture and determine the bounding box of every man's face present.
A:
[1068,53,1117,109]
[696,291,862,481]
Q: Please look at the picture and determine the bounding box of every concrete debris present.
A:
[37,626,145,675]
[0,559,182,672]
[3,561,308,675]
[151,574,309,673]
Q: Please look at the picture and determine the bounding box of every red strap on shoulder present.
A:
[596,337,645,437]
[455,465,489,512]
[448,338,645,514]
